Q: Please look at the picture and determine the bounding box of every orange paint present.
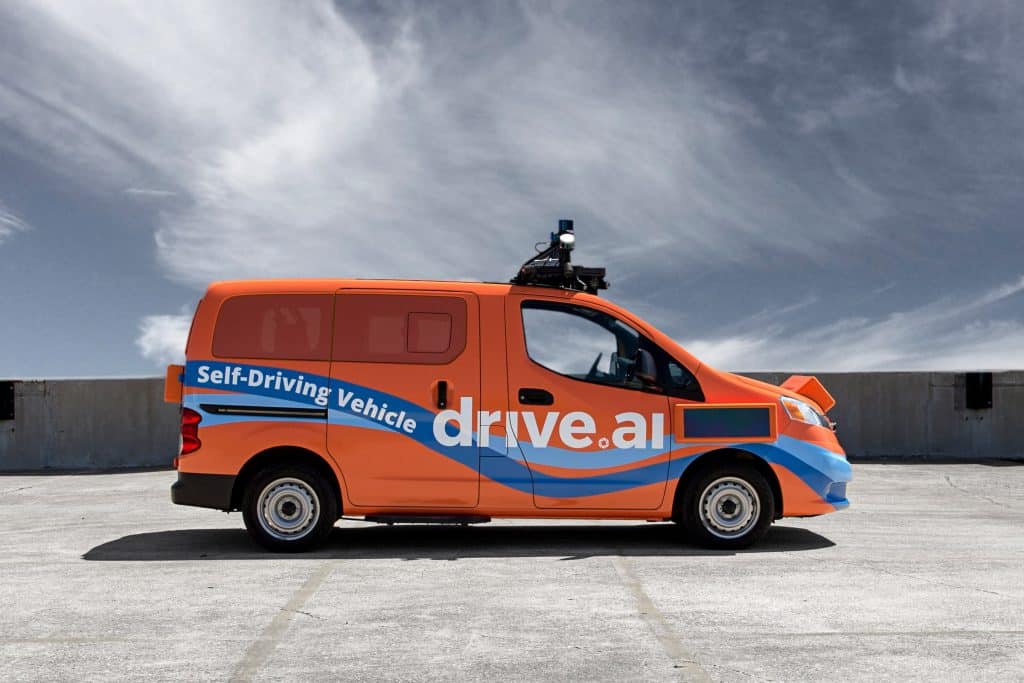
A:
[167,277,852,544]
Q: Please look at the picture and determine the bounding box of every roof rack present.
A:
[511,219,609,295]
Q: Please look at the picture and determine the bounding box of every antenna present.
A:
[511,219,608,294]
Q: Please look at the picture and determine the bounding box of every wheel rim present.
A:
[256,477,319,541]
[698,476,760,540]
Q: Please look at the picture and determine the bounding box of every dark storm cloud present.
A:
[0,0,1021,374]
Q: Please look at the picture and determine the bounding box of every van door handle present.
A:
[437,381,448,409]
[518,388,554,405]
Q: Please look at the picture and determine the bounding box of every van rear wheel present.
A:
[242,464,337,552]
[679,462,774,550]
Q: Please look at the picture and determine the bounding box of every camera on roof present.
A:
[511,219,608,295]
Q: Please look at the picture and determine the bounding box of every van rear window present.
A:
[333,294,466,364]
[212,294,332,360]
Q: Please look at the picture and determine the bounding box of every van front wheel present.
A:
[679,463,774,550]
[242,465,337,552]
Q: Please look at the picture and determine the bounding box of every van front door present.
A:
[327,290,481,508]
[506,295,672,510]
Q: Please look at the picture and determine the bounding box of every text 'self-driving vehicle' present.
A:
[166,220,851,551]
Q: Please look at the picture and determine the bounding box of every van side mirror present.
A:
[635,349,658,386]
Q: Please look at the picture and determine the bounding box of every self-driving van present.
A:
[166,221,851,551]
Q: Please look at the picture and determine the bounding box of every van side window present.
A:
[522,301,645,391]
[212,294,332,360]
[521,300,703,400]
[333,294,466,364]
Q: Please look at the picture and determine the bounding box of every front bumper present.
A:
[170,472,236,510]
[745,436,852,516]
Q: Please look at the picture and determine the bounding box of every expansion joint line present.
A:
[230,562,334,682]
[611,554,711,682]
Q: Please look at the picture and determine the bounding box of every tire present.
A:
[242,464,338,552]
[678,462,774,550]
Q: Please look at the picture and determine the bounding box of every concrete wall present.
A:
[0,372,1021,471]
[0,379,178,471]
[743,371,1024,460]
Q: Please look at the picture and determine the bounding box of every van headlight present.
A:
[780,396,830,428]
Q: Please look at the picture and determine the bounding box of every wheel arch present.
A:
[231,446,343,517]
[672,448,783,520]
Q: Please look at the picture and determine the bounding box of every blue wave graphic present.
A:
[183,360,846,502]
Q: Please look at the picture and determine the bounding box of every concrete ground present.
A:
[0,463,1021,682]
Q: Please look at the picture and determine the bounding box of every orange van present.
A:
[166,221,851,551]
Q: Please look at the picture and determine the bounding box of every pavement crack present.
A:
[943,475,1012,509]
[0,485,34,496]
[281,608,320,619]
[837,560,1015,599]
[612,554,711,682]
[230,562,334,682]
[703,661,770,681]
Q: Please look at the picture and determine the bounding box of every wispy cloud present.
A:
[135,313,190,366]
[124,187,176,198]
[688,275,1024,371]
[893,64,941,95]
[794,84,893,133]
[1,1,1022,371]
[0,1,896,288]
[0,201,30,245]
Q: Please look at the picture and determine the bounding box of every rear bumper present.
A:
[171,472,236,510]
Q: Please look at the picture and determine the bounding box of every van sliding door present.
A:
[326,290,481,508]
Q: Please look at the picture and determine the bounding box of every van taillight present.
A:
[181,408,202,455]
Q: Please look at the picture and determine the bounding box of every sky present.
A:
[1,0,1022,377]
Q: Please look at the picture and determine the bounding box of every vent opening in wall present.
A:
[964,372,993,411]
[0,381,14,421]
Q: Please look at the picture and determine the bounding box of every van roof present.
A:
[204,279,600,301]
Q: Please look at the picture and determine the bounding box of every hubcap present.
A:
[699,476,760,539]
[257,478,319,541]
